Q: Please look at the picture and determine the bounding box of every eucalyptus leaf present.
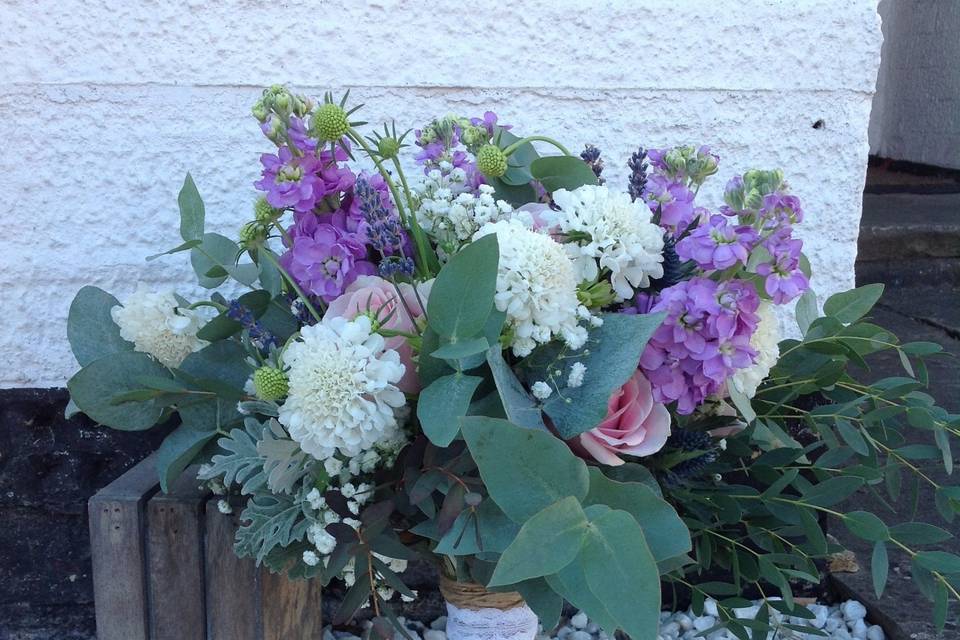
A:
[178,173,206,242]
[461,417,589,522]
[67,351,172,430]
[521,312,665,439]
[488,496,588,587]
[156,423,217,492]
[530,156,598,193]
[427,234,498,341]
[67,286,133,366]
[417,373,483,447]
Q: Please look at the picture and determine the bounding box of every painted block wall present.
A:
[0,0,882,388]
[869,0,960,169]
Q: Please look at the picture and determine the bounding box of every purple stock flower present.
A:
[760,192,804,226]
[280,222,375,301]
[470,111,509,137]
[644,174,697,230]
[677,214,759,271]
[637,278,760,414]
[287,116,318,154]
[255,147,323,212]
[756,251,809,304]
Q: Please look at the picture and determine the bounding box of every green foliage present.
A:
[426,233,498,342]
[530,155,598,193]
[417,373,483,446]
[157,422,218,492]
[520,312,665,438]
[235,490,310,564]
[200,418,271,494]
[67,286,133,366]
[822,283,884,324]
[461,417,589,522]
[178,173,206,243]
[67,351,173,430]
[488,497,589,587]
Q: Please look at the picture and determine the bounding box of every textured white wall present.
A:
[869,0,960,169]
[0,0,882,388]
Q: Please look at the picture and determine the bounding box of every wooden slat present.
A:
[205,498,260,640]
[88,452,160,640]
[260,567,324,640]
[147,467,210,640]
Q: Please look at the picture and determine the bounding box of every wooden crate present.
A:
[89,454,324,640]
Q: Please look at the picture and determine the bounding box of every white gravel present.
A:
[331,598,884,640]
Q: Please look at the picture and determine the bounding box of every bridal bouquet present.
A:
[67,86,960,639]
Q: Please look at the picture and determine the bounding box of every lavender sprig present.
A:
[627,146,649,202]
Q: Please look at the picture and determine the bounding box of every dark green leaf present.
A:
[871,540,888,598]
[915,551,960,574]
[823,284,884,324]
[889,522,954,545]
[515,579,562,632]
[843,511,889,542]
[836,418,869,456]
[432,337,490,360]
[486,346,548,431]
[796,289,818,336]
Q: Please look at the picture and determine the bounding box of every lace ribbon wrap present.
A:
[440,577,539,640]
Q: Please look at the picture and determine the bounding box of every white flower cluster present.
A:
[730,302,781,398]
[415,168,516,254]
[550,185,665,300]
[473,219,592,357]
[278,316,406,460]
[111,284,207,367]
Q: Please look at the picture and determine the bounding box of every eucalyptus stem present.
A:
[188,300,227,312]
[503,135,572,157]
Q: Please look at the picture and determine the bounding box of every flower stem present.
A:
[259,249,323,322]
[503,135,572,157]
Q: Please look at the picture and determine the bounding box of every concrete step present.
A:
[856,192,960,285]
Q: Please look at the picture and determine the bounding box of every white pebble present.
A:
[808,603,830,629]
[430,617,447,631]
[570,612,589,630]
[842,600,867,622]
[851,618,868,639]
[424,631,446,640]
[703,599,719,618]
[570,632,591,640]
[675,613,693,630]
[692,616,715,632]
[866,625,885,640]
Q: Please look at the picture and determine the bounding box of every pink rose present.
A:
[577,371,672,466]
[324,276,432,393]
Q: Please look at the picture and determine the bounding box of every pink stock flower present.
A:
[323,276,432,394]
[577,371,672,466]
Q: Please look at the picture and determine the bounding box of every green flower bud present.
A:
[254,196,281,224]
[310,103,351,142]
[238,222,266,248]
[253,367,288,401]
[476,144,508,178]
[377,136,401,159]
[252,99,269,122]
[576,280,616,309]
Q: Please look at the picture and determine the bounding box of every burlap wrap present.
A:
[439,575,526,611]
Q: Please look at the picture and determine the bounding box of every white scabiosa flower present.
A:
[111,284,207,367]
[473,219,588,357]
[278,316,406,460]
[550,185,665,300]
[730,302,781,398]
